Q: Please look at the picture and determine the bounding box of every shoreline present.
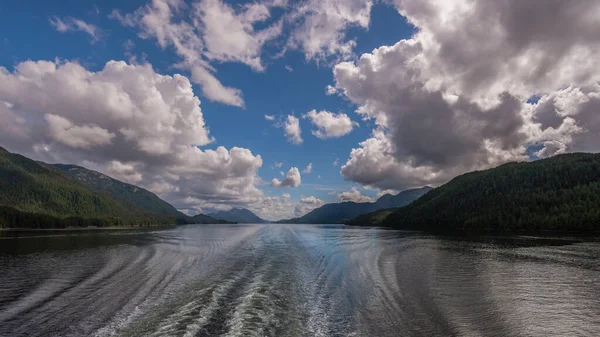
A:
[0,225,176,232]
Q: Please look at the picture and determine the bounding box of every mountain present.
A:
[208,208,266,223]
[277,187,432,224]
[191,213,223,224]
[345,209,396,227]
[0,146,220,228]
[370,153,600,232]
[53,164,187,220]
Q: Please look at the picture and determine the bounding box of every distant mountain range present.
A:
[6,144,598,233]
[208,208,266,223]
[348,153,600,233]
[276,187,432,224]
[0,146,224,228]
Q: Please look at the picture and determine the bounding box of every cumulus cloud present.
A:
[304,109,357,139]
[333,0,600,190]
[45,114,115,149]
[302,162,312,173]
[111,0,284,107]
[294,195,325,215]
[338,187,373,203]
[0,59,265,214]
[300,195,322,205]
[283,115,303,144]
[272,161,283,168]
[287,0,373,61]
[264,114,275,121]
[49,16,101,42]
[246,193,323,220]
[270,167,301,188]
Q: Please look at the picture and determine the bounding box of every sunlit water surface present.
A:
[0,224,599,336]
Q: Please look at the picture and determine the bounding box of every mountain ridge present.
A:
[348,153,600,232]
[208,208,266,223]
[276,187,432,224]
[53,164,189,220]
[0,146,222,228]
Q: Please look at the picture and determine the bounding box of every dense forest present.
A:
[53,164,187,219]
[0,147,221,228]
[366,153,600,232]
[345,209,395,227]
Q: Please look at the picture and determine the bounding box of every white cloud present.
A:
[45,114,115,149]
[195,0,284,71]
[105,160,144,184]
[111,0,244,106]
[0,59,265,214]
[273,161,283,168]
[332,158,339,166]
[110,0,286,107]
[49,16,101,42]
[287,0,373,61]
[189,59,245,108]
[389,0,600,107]
[270,167,301,188]
[325,84,338,95]
[304,109,357,139]
[302,162,313,173]
[333,0,600,190]
[294,195,325,215]
[300,195,322,205]
[376,189,398,199]
[246,193,323,221]
[285,65,293,72]
[264,114,275,121]
[283,115,303,144]
[338,187,373,203]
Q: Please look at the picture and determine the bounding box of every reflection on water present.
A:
[0,224,599,336]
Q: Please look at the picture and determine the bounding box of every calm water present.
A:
[0,224,599,337]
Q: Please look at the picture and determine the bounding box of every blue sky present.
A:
[1,0,597,219]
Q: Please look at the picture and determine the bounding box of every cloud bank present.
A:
[333,0,600,190]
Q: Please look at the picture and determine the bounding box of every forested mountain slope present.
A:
[378,153,600,232]
[0,147,219,228]
[53,164,188,219]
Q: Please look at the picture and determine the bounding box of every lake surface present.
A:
[0,224,599,337]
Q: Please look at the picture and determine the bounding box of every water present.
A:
[0,224,599,337]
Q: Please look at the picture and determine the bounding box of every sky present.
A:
[1,0,600,221]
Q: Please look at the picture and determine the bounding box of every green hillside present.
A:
[53,164,189,220]
[0,147,219,228]
[378,153,600,232]
[345,209,395,227]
